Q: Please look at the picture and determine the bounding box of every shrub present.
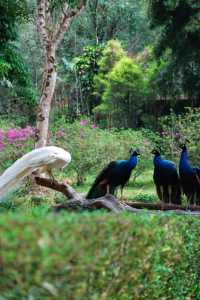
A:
[0,118,156,189]
[159,107,200,164]
[51,118,154,185]
[0,125,34,172]
[94,55,148,128]
[0,212,200,299]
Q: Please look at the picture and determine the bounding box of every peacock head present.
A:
[179,144,187,151]
[129,148,140,156]
[151,149,161,156]
[179,139,190,151]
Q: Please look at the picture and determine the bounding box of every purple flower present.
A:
[0,130,5,142]
[7,129,20,142]
[80,120,87,126]
[162,131,169,137]
[56,130,65,138]
[80,130,85,139]
[6,126,35,143]
[90,124,97,129]
[15,144,23,148]
[0,142,5,150]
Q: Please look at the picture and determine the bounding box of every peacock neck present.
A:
[179,149,191,169]
[128,155,137,169]
[153,155,162,166]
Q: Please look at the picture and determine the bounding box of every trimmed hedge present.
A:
[0,211,200,299]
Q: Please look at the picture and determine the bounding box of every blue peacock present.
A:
[86,149,139,199]
[152,149,181,205]
[179,144,200,206]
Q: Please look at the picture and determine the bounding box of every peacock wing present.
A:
[86,161,118,199]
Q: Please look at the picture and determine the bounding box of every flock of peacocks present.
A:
[87,144,200,207]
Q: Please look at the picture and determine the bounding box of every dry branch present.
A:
[126,201,200,211]
[35,177,200,216]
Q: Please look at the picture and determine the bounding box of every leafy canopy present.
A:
[148,0,200,100]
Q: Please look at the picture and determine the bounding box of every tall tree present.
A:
[0,0,36,119]
[35,0,85,148]
[148,0,200,102]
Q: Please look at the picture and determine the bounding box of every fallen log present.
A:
[35,177,139,213]
[126,201,200,211]
[35,177,200,215]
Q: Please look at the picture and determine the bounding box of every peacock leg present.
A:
[193,193,197,207]
[115,187,119,197]
[106,184,110,195]
[187,194,192,210]
[168,185,172,205]
[120,187,124,200]
[160,185,164,209]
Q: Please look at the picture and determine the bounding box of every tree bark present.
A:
[35,0,85,148]
[36,46,57,147]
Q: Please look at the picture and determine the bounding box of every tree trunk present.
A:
[35,46,57,148]
[35,0,85,148]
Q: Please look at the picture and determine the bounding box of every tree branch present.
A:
[35,177,200,216]
[37,0,50,49]
[35,177,82,201]
[52,3,85,47]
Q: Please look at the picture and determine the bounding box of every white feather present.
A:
[0,146,71,201]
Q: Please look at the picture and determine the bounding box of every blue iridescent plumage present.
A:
[86,150,139,199]
[152,149,181,205]
[179,144,200,205]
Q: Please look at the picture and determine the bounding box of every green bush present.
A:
[94,52,149,128]
[0,212,200,299]
[0,118,156,186]
[51,118,154,185]
[0,125,34,173]
[159,107,200,164]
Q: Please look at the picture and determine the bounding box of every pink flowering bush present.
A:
[0,118,155,185]
[0,126,35,172]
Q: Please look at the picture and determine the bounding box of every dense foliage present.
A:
[1,212,200,299]
[0,0,36,118]
[160,107,200,164]
[2,0,199,127]
[0,118,155,186]
[149,0,200,101]
[74,44,104,114]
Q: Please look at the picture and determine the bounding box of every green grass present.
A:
[0,210,200,299]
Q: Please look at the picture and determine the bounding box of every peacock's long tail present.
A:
[86,183,115,199]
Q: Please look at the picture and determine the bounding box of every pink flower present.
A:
[15,144,23,148]
[7,129,20,142]
[90,124,96,129]
[162,131,169,137]
[56,130,65,138]
[0,142,5,150]
[80,130,85,139]
[80,120,87,126]
[0,130,5,141]
[6,126,35,143]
